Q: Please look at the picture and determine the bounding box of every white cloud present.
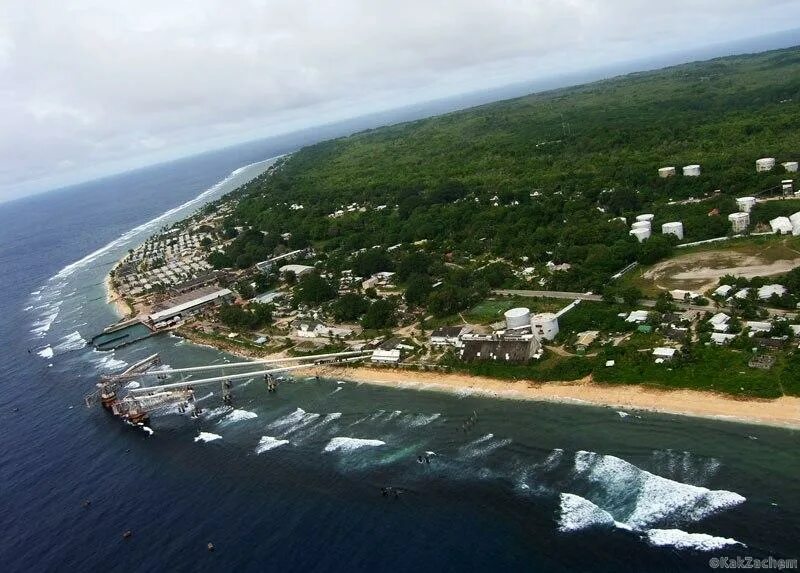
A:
[0,0,798,200]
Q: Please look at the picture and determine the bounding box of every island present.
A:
[104,45,800,428]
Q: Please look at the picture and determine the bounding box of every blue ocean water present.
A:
[0,138,798,572]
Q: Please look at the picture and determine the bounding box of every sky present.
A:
[1,1,800,202]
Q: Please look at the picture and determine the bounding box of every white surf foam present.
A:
[140,425,154,436]
[255,436,290,454]
[219,409,258,426]
[405,412,441,427]
[90,353,128,372]
[645,528,744,551]
[461,433,512,458]
[558,493,617,532]
[53,330,86,353]
[124,381,141,389]
[267,407,321,435]
[37,346,54,359]
[323,437,386,453]
[572,450,746,530]
[617,411,630,418]
[194,432,222,443]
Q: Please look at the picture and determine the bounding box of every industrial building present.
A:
[459,335,541,363]
[430,326,468,346]
[148,287,234,327]
[279,264,315,278]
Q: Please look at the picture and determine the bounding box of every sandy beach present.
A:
[311,365,800,430]
[104,269,133,319]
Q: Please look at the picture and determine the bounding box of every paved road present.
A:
[493,289,796,316]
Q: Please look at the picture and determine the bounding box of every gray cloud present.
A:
[1,0,798,200]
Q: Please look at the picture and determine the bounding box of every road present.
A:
[492,289,795,316]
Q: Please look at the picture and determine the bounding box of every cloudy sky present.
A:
[1,1,799,201]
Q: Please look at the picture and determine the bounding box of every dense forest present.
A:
[214,46,800,299]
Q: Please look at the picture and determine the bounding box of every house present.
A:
[280,264,315,278]
[710,332,737,345]
[652,347,677,362]
[430,326,467,347]
[294,320,352,339]
[709,312,730,332]
[713,284,734,298]
[745,321,772,334]
[669,289,700,301]
[757,284,787,300]
[626,310,650,323]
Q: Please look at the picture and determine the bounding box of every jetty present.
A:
[85,350,370,426]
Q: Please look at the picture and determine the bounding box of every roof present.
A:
[757,284,787,300]
[710,333,736,345]
[626,310,649,323]
[713,285,734,297]
[709,312,730,325]
[149,288,232,322]
[279,264,315,275]
[460,338,534,363]
[652,347,677,358]
[431,326,465,338]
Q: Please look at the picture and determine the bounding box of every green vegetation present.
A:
[217,302,273,331]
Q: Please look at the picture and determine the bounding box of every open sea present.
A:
[0,133,798,572]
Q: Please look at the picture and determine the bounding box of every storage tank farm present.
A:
[531,312,559,341]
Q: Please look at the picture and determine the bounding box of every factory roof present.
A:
[149,288,232,322]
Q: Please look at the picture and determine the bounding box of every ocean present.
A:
[0,138,798,572]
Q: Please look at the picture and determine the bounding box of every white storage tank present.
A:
[783,161,799,173]
[504,307,531,330]
[658,166,676,178]
[635,214,655,222]
[662,221,684,240]
[756,158,776,172]
[631,221,652,230]
[630,228,651,242]
[532,312,559,341]
[683,164,701,177]
[736,196,756,213]
[728,212,750,233]
[770,216,793,235]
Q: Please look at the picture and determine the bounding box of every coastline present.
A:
[104,264,134,319]
[311,365,800,430]
[167,327,800,429]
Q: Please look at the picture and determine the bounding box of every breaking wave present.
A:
[323,437,386,453]
[194,432,222,443]
[645,528,744,551]
[404,412,442,427]
[255,436,290,454]
[219,409,258,426]
[267,407,321,435]
[53,330,86,353]
[558,493,617,532]
[37,346,54,359]
[571,450,745,530]
[460,433,512,458]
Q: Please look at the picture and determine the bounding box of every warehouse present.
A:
[148,287,233,327]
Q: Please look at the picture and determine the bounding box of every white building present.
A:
[626,310,650,323]
[652,347,677,361]
[710,333,737,345]
[757,284,787,300]
[783,161,799,173]
[682,165,701,177]
[713,285,734,298]
[430,326,467,347]
[280,264,315,277]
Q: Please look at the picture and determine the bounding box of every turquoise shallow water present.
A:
[1,143,798,572]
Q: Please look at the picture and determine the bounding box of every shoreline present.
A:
[169,328,800,430]
[310,365,800,430]
[104,265,134,320]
